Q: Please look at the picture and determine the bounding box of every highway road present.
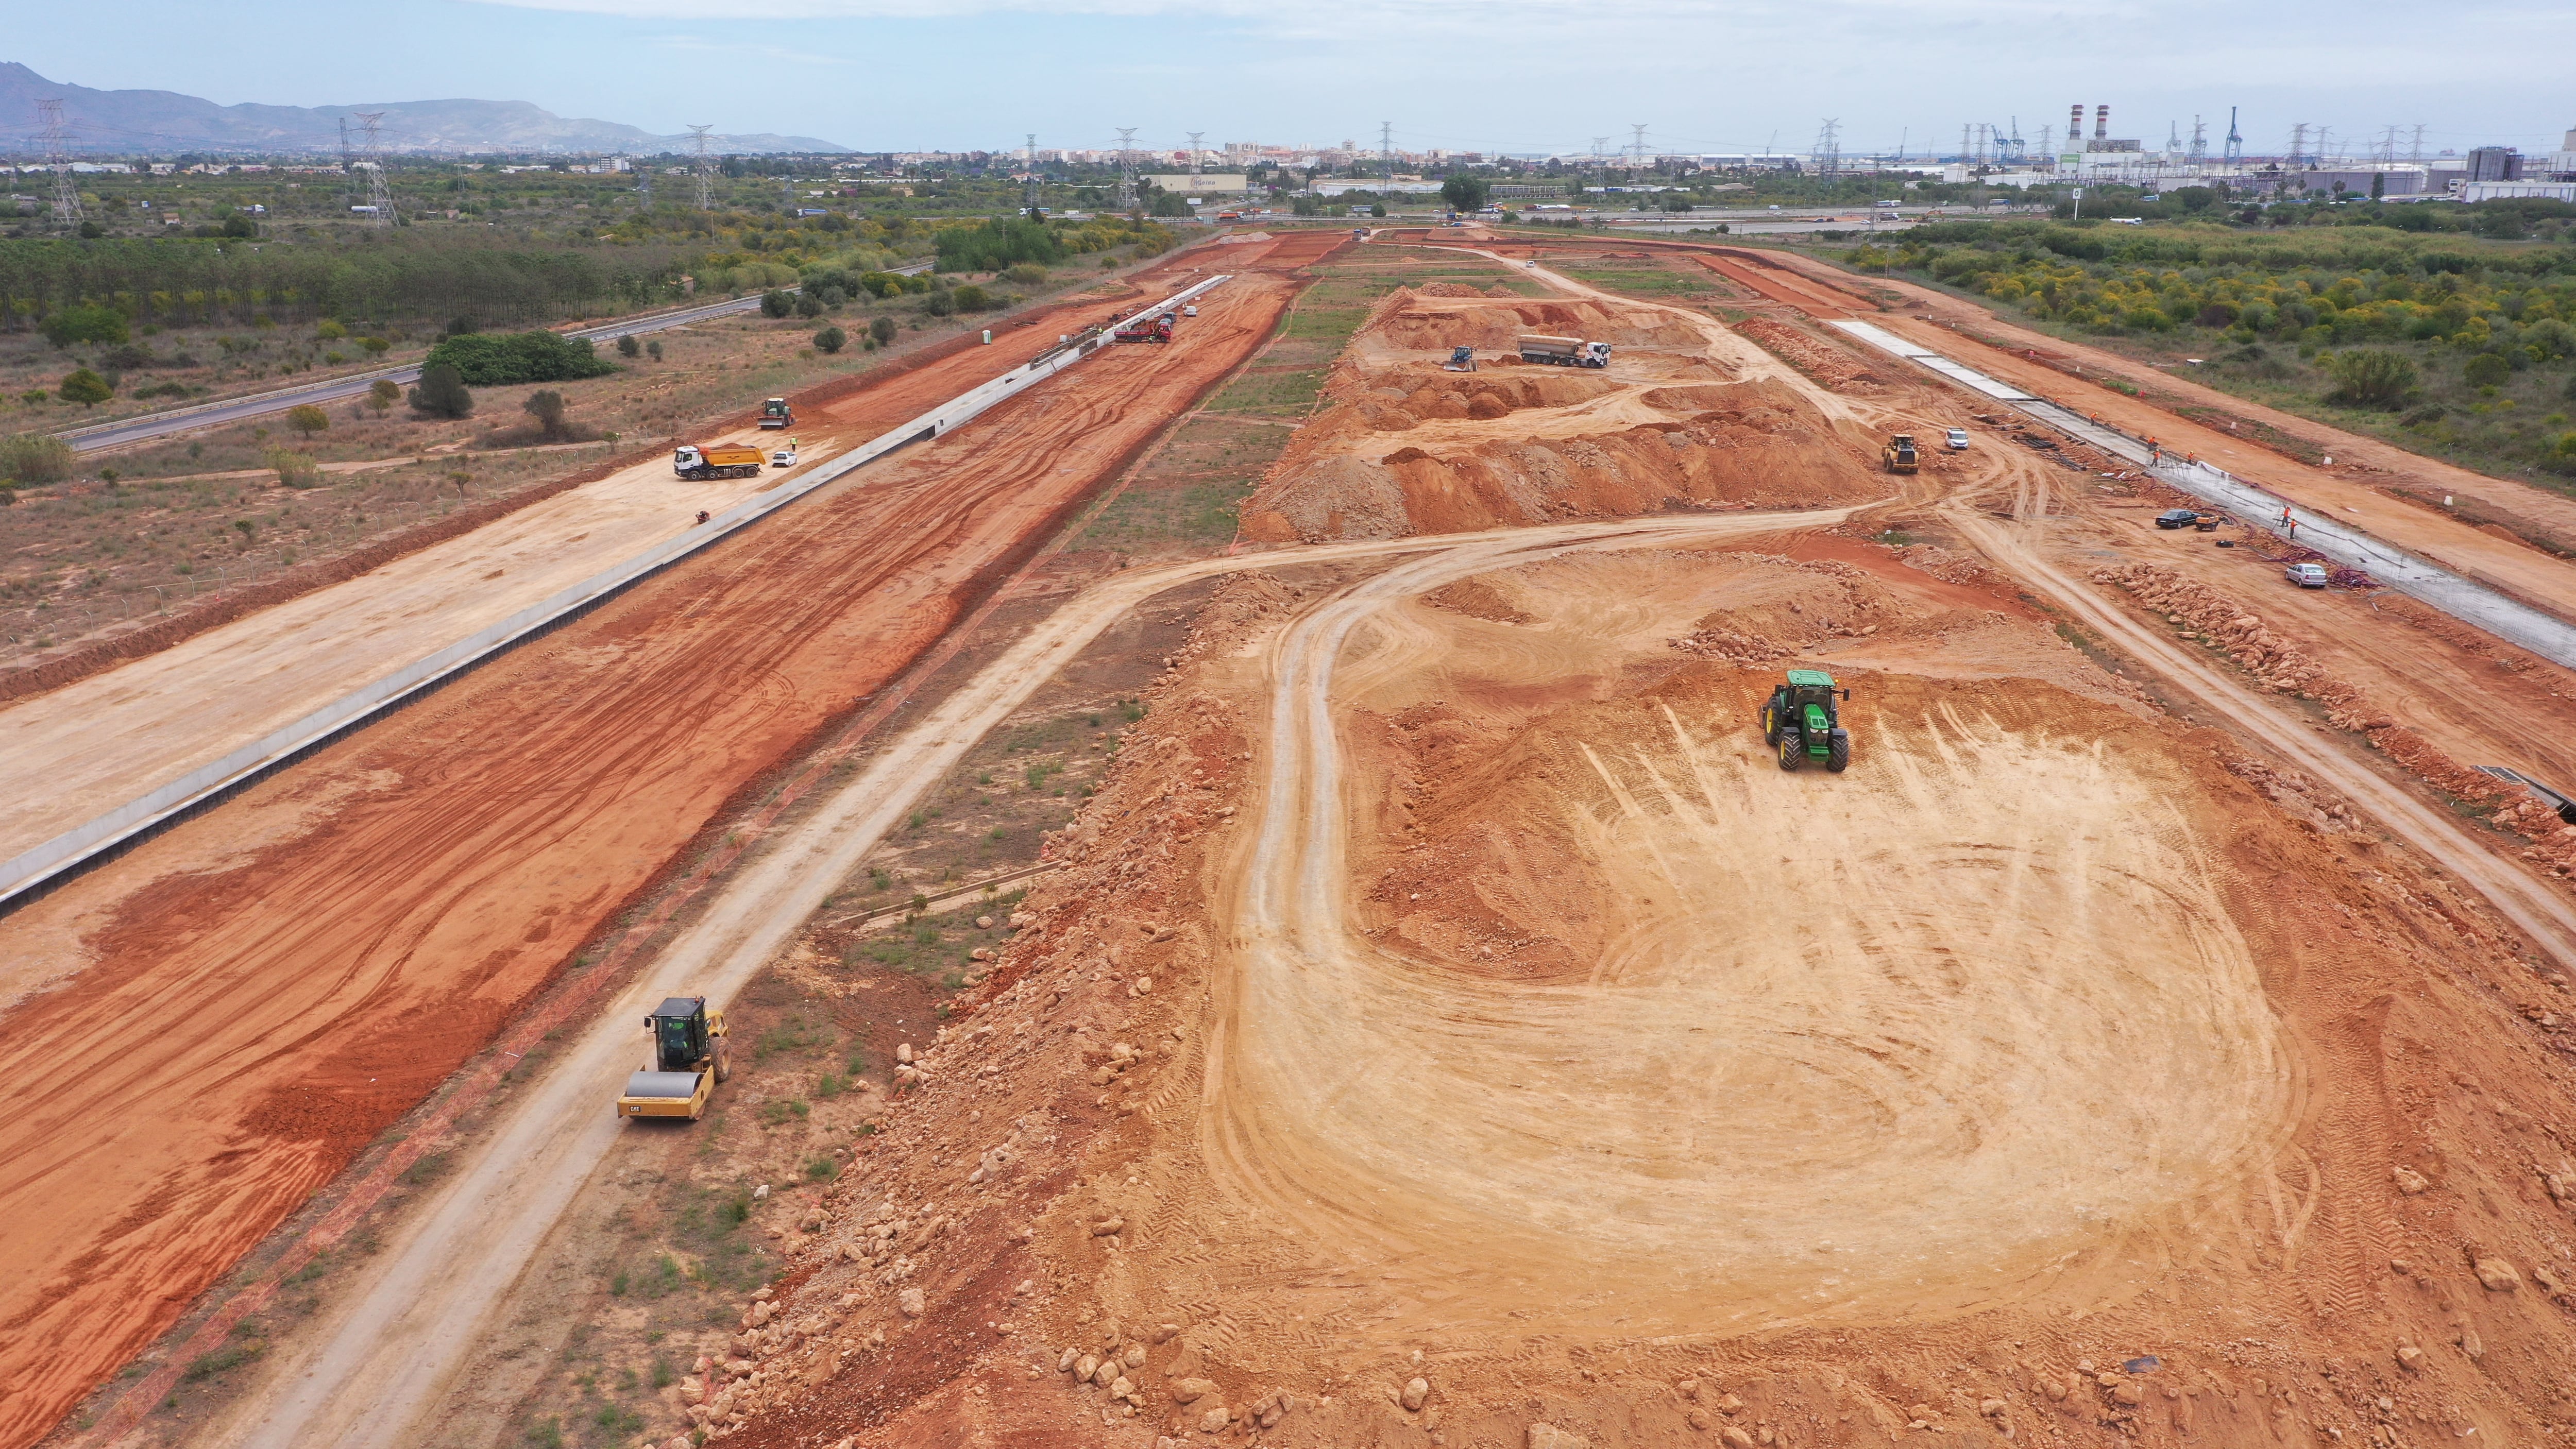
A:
[58,262,934,456]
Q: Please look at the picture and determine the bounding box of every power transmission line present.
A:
[690,125,715,210]
[357,111,395,225]
[1812,118,1841,179]
[1630,122,1648,171]
[1185,131,1203,180]
[1114,127,1138,210]
[38,99,81,227]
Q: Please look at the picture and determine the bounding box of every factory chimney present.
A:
[2094,105,2110,141]
[2070,104,2085,149]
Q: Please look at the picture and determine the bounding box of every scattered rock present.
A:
[1123,1343,1147,1369]
[975,915,994,929]
[1151,1323,1183,1344]
[1685,1407,1712,1431]
[2396,1345,2424,1372]
[1058,1347,1081,1373]
[897,1287,925,1318]
[896,1043,914,1065]
[2473,1257,2523,1292]
[1092,1358,1122,1386]
[1111,1376,1135,1399]
[1981,1399,2007,1417]
[1076,1354,1102,1382]
[1528,1427,1588,1449]
[1401,1377,1430,1412]
[2393,1165,2430,1195]
[1172,1378,1217,1404]
[1092,1216,1126,1237]
[1198,1405,1230,1434]
[1722,1429,1755,1449]
[1716,1393,1744,1414]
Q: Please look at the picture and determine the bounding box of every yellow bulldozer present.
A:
[616,996,732,1120]
[1882,434,1921,474]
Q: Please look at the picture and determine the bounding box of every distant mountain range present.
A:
[0,63,848,156]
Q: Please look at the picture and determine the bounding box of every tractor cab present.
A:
[617,995,731,1121]
[1759,668,1854,774]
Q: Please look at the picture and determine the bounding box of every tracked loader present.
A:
[616,996,732,1120]
[1761,668,1853,773]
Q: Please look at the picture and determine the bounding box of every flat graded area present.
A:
[0,231,1346,1449]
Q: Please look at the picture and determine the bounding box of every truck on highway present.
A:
[759,397,793,430]
[1517,334,1613,368]
[673,442,767,481]
[1114,312,1177,344]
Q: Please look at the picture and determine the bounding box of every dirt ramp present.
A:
[1242,375,1884,542]
[1369,289,1706,352]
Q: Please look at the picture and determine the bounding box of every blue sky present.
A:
[9,0,2572,157]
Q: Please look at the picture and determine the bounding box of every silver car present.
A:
[2285,562,2329,588]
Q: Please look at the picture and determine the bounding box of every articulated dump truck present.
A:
[673,442,767,481]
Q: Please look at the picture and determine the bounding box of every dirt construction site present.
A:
[7,227,2576,1449]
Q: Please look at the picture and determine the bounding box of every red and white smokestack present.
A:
[2071,104,2085,145]
[2094,105,2110,141]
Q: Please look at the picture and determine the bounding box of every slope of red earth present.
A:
[0,232,1346,1449]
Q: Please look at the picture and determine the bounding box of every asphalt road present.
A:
[59,261,935,456]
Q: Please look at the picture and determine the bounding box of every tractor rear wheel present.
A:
[1827,733,1851,773]
[1777,734,1803,772]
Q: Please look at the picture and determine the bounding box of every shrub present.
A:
[2323,349,2419,410]
[264,447,323,488]
[369,378,402,414]
[950,284,991,312]
[360,336,391,355]
[794,292,824,318]
[316,319,347,340]
[934,217,1065,272]
[286,403,330,436]
[523,389,569,441]
[813,325,846,354]
[760,289,795,319]
[869,316,897,346]
[1003,263,1047,285]
[921,290,955,318]
[408,362,474,418]
[0,433,76,483]
[2463,352,2512,388]
[422,331,615,385]
[616,334,641,359]
[41,304,129,348]
[58,367,114,405]
[646,339,663,361]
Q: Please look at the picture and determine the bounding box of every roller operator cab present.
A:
[1760,668,1853,773]
[616,996,731,1120]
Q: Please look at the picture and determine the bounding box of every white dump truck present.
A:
[1517,334,1613,368]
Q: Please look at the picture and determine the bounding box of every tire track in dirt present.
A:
[0,242,1338,1449]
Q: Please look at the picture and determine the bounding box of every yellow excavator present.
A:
[616,996,732,1120]
[1882,434,1921,474]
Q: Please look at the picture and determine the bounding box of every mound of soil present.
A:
[1242,377,1885,541]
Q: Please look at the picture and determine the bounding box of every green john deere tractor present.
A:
[1760,668,1852,773]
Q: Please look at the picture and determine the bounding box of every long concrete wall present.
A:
[0,275,1233,908]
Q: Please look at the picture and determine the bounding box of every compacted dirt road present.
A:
[0,232,1345,1449]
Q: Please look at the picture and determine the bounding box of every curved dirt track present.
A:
[195,513,1809,1449]
[0,234,1344,1449]
[1202,531,2296,1335]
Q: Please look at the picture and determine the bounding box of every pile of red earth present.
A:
[1733,316,1882,390]
[2095,562,2576,882]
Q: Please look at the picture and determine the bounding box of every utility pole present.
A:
[2409,124,2426,164]
[1114,127,1138,210]
[1630,122,1648,173]
[358,112,395,225]
[1590,135,1609,194]
[690,125,715,210]
[1024,132,1039,216]
[1380,121,1394,184]
[1185,131,1203,181]
[39,99,81,227]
